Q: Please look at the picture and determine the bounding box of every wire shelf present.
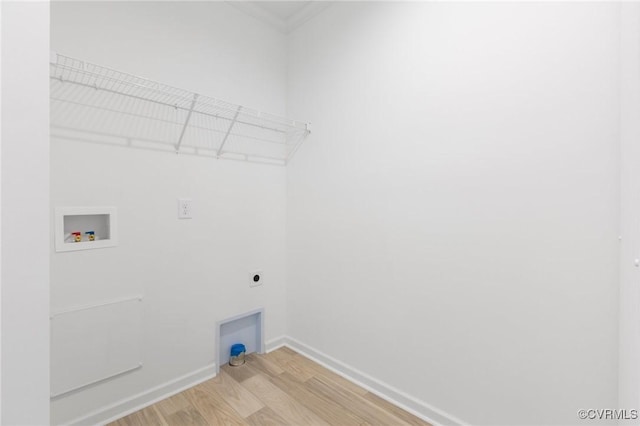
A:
[50,53,310,166]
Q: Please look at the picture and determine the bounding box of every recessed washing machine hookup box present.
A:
[55,206,117,252]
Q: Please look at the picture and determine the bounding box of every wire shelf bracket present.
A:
[175,93,199,152]
[217,106,242,158]
[49,52,311,166]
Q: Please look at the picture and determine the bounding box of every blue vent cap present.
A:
[230,343,246,357]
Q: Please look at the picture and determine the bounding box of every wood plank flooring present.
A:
[108,347,431,426]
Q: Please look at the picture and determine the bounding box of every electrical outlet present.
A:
[249,270,263,287]
[178,198,192,219]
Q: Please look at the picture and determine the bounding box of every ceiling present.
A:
[227,1,332,34]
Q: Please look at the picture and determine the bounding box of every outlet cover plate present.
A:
[178,198,192,219]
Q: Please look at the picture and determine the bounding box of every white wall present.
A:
[50,2,629,425]
[1,1,51,424]
[619,2,640,419]
[50,2,287,424]
[286,3,620,425]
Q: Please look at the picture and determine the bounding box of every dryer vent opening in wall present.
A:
[216,309,264,373]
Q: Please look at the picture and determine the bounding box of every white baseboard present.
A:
[65,363,217,426]
[282,336,467,426]
[64,336,464,426]
[265,335,287,352]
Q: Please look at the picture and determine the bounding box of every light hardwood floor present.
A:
[108,347,431,426]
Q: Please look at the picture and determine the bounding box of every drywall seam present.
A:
[282,336,467,426]
[64,363,216,426]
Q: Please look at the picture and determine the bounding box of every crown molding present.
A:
[286,2,332,33]
[226,1,287,33]
[226,1,332,34]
